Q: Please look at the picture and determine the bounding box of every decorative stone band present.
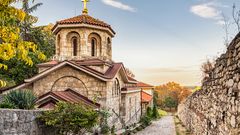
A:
[52,23,115,37]
[51,55,111,62]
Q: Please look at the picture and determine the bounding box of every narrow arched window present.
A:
[72,37,78,56]
[91,38,96,56]
[112,78,120,96]
[107,37,111,45]
[116,79,120,95]
[115,81,118,95]
[57,35,61,55]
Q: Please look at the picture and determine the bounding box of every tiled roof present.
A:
[2,59,138,93]
[128,76,138,82]
[37,59,110,67]
[35,59,137,83]
[53,14,115,34]
[137,82,154,88]
[141,91,152,103]
[36,89,100,109]
[37,60,59,67]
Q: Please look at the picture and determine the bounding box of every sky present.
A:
[15,0,240,86]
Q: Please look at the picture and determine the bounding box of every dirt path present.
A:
[135,115,176,135]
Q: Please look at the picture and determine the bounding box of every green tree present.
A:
[0,1,54,85]
[30,24,55,58]
[21,0,43,40]
[155,82,191,108]
[0,0,46,87]
[164,96,178,110]
[0,54,40,84]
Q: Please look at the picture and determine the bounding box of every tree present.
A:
[30,24,55,58]
[0,1,54,85]
[125,68,135,78]
[22,0,43,14]
[0,24,55,84]
[21,0,43,40]
[232,3,240,33]
[201,59,214,81]
[155,82,191,108]
[164,96,178,110]
[0,0,46,87]
[221,13,231,47]
[220,3,240,47]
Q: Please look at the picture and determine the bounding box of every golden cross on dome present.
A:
[82,0,89,14]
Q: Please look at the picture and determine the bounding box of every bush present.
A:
[111,125,115,134]
[101,124,110,134]
[152,105,160,119]
[99,110,110,134]
[0,101,15,109]
[158,109,168,117]
[146,107,152,117]
[0,90,36,109]
[38,102,99,135]
[140,115,151,127]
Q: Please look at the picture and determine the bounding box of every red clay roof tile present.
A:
[36,89,100,109]
[53,14,115,34]
[137,82,154,88]
[141,91,152,103]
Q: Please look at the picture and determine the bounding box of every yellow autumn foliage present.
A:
[0,0,46,87]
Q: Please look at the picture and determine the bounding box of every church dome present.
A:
[52,14,115,35]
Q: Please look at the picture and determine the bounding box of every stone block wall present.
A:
[56,27,112,61]
[178,33,240,135]
[0,109,54,135]
[33,66,107,106]
[123,91,141,126]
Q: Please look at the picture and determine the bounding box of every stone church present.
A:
[0,1,155,129]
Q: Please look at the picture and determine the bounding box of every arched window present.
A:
[112,78,120,96]
[107,37,111,45]
[91,38,96,56]
[107,37,112,57]
[72,37,78,56]
[57,35,61,55]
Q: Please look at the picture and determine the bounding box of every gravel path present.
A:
[135,116,176,135]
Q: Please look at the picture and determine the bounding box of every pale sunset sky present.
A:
[15,0,240,86]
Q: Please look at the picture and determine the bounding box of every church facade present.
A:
[1,3,149,129]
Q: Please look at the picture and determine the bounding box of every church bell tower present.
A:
[52,0,115,61]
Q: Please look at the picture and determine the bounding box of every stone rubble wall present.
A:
[0,109,55,135]
[178,33,240,135]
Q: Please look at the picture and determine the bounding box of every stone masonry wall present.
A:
[178,33,240,135]
[33,66,107,106]
[0,109,54,135]
[56,27,112,61]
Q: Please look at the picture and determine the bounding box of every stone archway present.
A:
[50,76,88,97]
